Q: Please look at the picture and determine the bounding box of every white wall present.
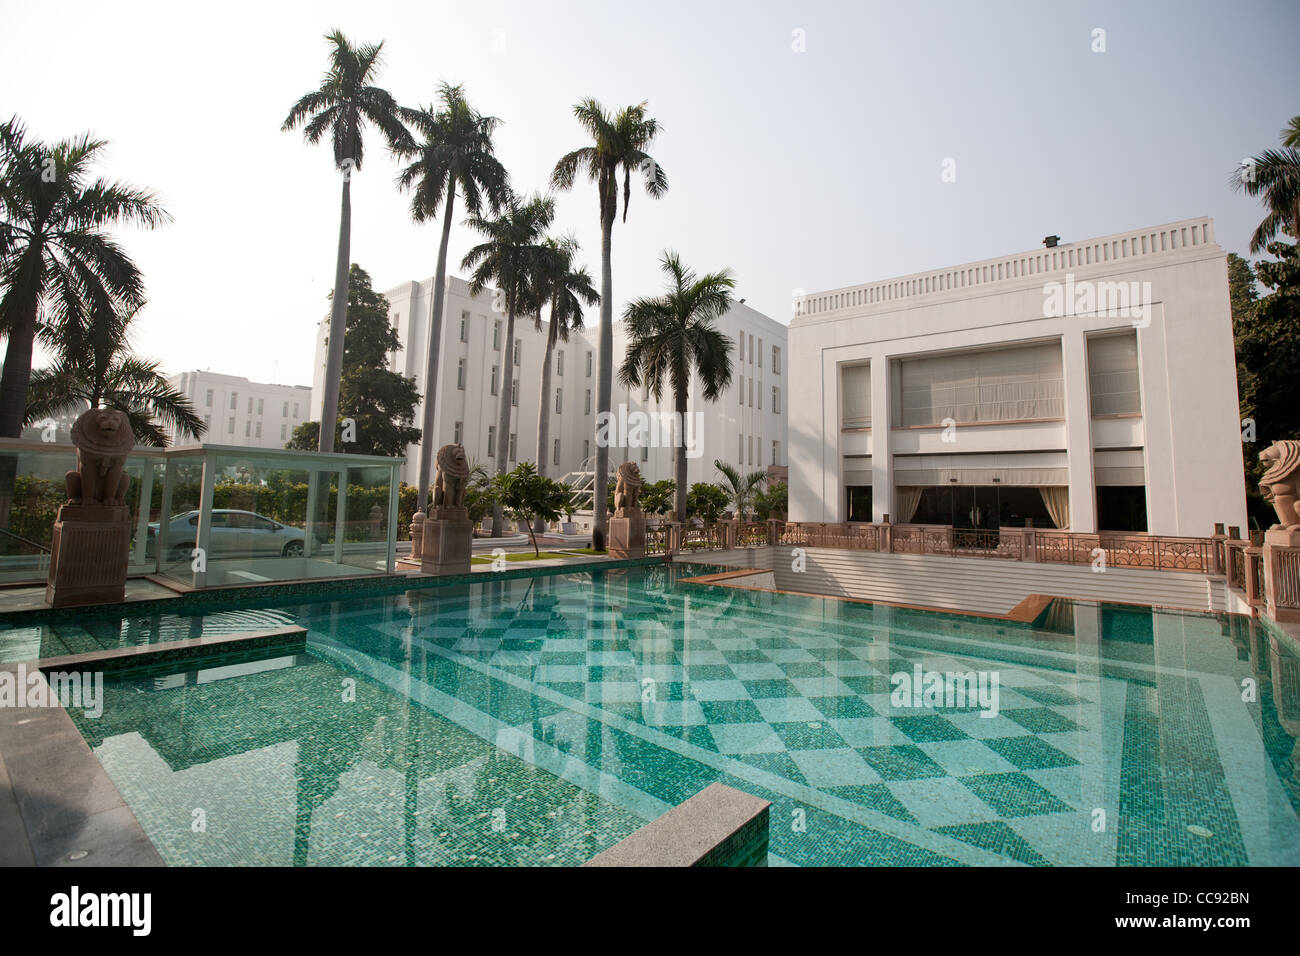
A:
[787,217,1247,537]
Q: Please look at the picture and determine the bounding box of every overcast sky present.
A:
[3,0,1297,387]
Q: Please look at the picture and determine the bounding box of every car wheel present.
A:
[282,540,304,558]
[169,542,195,562]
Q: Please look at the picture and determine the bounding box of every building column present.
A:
[1061,332,1097,532]
[871,354,894,524]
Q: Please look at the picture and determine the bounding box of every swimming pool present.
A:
[29,564,1300,866]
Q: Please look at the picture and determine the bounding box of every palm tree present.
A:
[551,99,667,549]
[461,192,555,534]
[24,301,204,446]
[531,235,598,477]
[0,116,169,438]
[618,251,735,522]
[714,460,768,521]
[282,31,412,453]
[396,82,510,514]
[1231,118,1300,253]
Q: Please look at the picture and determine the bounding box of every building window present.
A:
[641,444,649,462]
[230,393,238,410]
[514,339,521,365]
[748,378,753,407]
[460,310,469,342]
[293,403,299,418]
[758,338,763,368]
[771,440,779,465]
[739,334,744,361]
[749,334,754,364]
[738,433,744,461]
[555,388,562,414]
[493,320,501,350]
[280,423,287,441]
[773,346,781,375]
[1088,331,1141,416]
[491,366,499,395]
[244,421,251,437]
[227,416,235,434]
[584,389,592,414]
[556,351,564,376]
[897,342,1064,426]
[247,397,253,414]
[586,351,592,377]
[512,379,519,406]
[772,386,780,414]
[487,426,495,456]
[757,379,762,410]
[553,439,561,466]
[841,364,872,428]
[255,422,262,439]
[283,401,289,417]
[454,421,463,445]
[748,434,753,465]
[509,433,517,462]
[257,398,264,415]
[205,389,213,407]
[738,375,744,406]
[583,439,590,461]
[457,358,466,389]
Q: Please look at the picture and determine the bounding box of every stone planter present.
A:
[561,521,577,535]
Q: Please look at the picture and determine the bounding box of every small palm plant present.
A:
[619,251,735,521]
[25,301,204,446]
[492,462,569,557]
[282,31,412,452]
[714,460,768,521]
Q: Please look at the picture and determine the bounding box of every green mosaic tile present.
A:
[982,735,1078,770]
[932,822,1051,866]
[1001,707,1084,734]
[890,715,970,743]
[857,745,949,781]
[959,772,1075,817]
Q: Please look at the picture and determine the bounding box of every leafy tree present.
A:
[754,480,788,520]
[396,82,509,512]
[282,31,412,453]
[462,191,554,533]
[551,99,667,550]
[1230,116,1300,253]
[714,459,767,520]
[492,461,568,556]
[288,264,421,456]
[0,116,169,438]
[619,252,735,520]
[686,482,729,525]
[24,301,204,446]
[641,479,675,516]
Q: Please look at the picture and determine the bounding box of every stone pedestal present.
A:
[1265,528,1300,548]
[46,503,131,608]
[420,509,472,575]
[609,513,646,559]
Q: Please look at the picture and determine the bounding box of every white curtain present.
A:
[841,364,872,427]
[1040,487,1070,529]
[1087,332,1141,416]
[895,486,923,523]
[898,343,1064,425]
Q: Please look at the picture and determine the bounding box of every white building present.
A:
[311,276,787,492]
[168,370,312,449]
[787,216,1247,537]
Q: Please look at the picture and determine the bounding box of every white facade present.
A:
[787,217,1247,537]
[168,370,312,449]
[310,277,787,491]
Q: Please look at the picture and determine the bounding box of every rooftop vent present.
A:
[1043,235,1060,248]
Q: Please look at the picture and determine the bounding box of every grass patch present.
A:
[470,551,575,564]
[565,547,608,555]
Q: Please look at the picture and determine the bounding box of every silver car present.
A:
[151,509,306,561]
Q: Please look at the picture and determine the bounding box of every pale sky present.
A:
[2,0,1297,387]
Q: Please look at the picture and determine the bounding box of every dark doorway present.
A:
[846,485,873,522]
[911,485,1055,529]
[1097,486,1148,532]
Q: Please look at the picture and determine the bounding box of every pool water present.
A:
[41,564,1300,866]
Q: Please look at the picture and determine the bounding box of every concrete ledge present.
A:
[29,625,308,674]
[584,783,770,867]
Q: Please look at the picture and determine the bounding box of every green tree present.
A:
[531,235,598,477]
[641,479,675,516]
[461,191,555,533]
[24,301,204,446]
[0,116,169,438]
[713,459,768,520]
[619,251,735,521]
[492,461,568,557]
[396,82,510,512]
[1230,117,1300,253]
[686,482,729,525]
[287,264,422,456]
[282,31,412,453]
[754,480,788,520]
[551,99,667,550]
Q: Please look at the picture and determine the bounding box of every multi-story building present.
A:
[311,276,788,492]
[787,217,1246,537]
[167,370,312,449]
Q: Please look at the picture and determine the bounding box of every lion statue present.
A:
[1259,440,1300,530]
[614,461,643,517]
[66,408,133,506]
[432,443,470,516]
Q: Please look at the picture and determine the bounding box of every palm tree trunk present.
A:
[318,171,352,454]
[535,308,557,476]
[593,216,614,550]
[0,276,40,437]
[416,177,456,513]
[492,298,517,537]
[675,387,689,522]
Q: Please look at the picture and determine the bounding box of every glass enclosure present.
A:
[0,439,402,589]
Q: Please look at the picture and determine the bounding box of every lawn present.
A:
[470,551,575,564]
